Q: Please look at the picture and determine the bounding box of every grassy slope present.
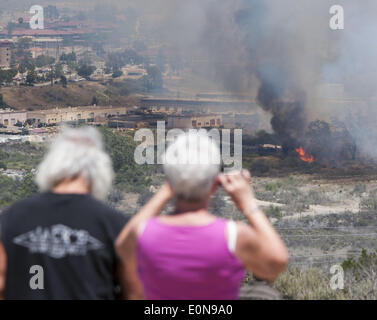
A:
[1,82,141,110]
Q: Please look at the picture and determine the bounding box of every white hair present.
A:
[163,131,221,202]
[35,126,114,200]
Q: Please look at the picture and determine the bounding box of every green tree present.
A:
[99,127,152,193]
[122,49,144,65]
[14,172,38,201]
[19,54,35,72]
[91,96,99,105]
[112,69,123,78]
[0,93,5,107]
[60,75,67,88]
[60,52,76,63]
[54,64,63,78]
[78,51,93,66]
[35,55,56,68]
[0,171,38,207]
[18,64,26,74]
[26,70,37,85]
[17,37,33,51]
[0,68,17,84]
[76,64,96,80]
[0,175,15,206]
[0,161,7,170]
[106,53,123,73]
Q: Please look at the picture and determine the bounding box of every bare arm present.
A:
[0,242,6,300]
[115,183,173,299]
[219,170,288,283]
[115,182,173,258]
[115,251,144,300]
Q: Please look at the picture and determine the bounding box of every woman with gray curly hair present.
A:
[0,126,128,300]
[35,126,113,200]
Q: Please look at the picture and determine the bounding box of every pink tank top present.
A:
[136,217,246,300]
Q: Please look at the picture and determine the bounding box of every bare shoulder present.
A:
[234,221,258,249]
[115,217,141,251]
[235,220,253,235]
[129,215,148,234]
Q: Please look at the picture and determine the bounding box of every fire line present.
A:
[295,146,314,163]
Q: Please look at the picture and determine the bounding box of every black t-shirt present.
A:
[0,192,128,300]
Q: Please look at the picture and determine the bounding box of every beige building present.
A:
[0,40,12,68]
[33,37,63,59]
[30,47,45,59]
[27,106,127,125]
[167,114,222,129]
[0,109,27,126]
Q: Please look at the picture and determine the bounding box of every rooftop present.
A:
[168,114,221,118]
[27,106,126,114]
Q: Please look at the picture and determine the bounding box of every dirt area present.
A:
[219,174,377,268]
[163,71,224,98]
[250,174,377,217]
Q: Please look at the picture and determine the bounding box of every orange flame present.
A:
[295,146,314,163]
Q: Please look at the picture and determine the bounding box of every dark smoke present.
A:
[232,0,332,155]
[257,82,307,153]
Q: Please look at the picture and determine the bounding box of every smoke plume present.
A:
[139,0,377,161]
[14,0,377,160]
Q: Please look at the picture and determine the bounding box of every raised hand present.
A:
[218,169,256,213]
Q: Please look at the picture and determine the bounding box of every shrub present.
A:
[360,190,377,211]
[265,205,282,219]
[275,250,377,300]
[341,249,377,299]
[275,268,346,300]
[352,183,367,196]
[250,159,271,174]
[265,182,280,193]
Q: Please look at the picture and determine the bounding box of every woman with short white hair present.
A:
[116,131,288,300]
[0,126,128,300]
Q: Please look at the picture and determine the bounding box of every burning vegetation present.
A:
[256,81,357,165]
[295,147,314,163]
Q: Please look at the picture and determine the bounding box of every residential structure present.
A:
[27,106,127,125]
[0,40,13,68]
[141,98,252,113]
[0,109,27,126]
[167,114,222,129]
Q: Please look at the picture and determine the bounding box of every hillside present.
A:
[0,82,142,110]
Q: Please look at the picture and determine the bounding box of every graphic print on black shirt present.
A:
[13,224,104,258]
[0,192,128,300]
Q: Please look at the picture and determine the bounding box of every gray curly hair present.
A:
[35,126,114,200]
